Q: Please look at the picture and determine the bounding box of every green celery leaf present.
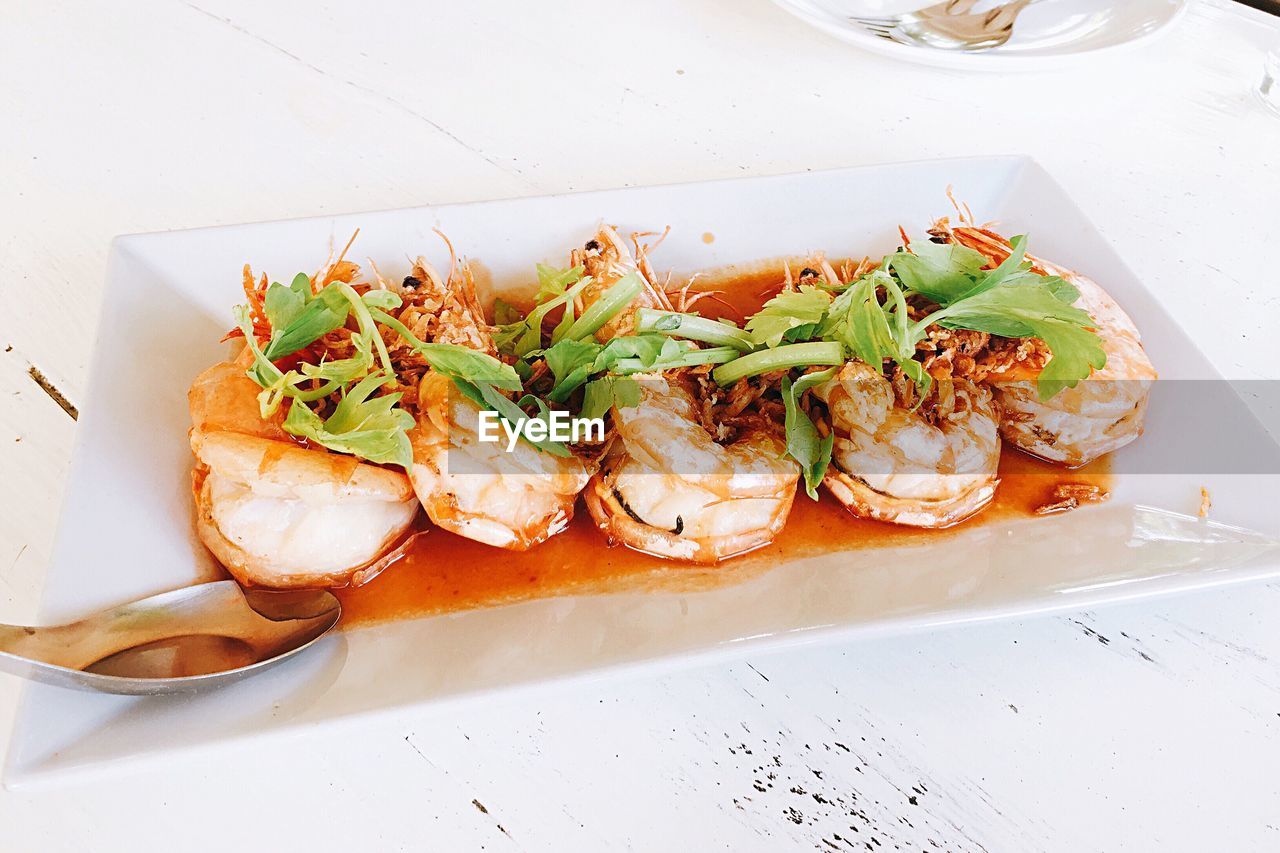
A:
[288,272,313,302]
[543,338,603,402]
[810,270,932,401]
[781,370,836,500]
[496,274,595,357]
[888,240,990,306]
[262,285,351,360]
[547,365,593,404]
[1045,277,1080,304]
[336,284,395,377]
[417,343,522,391]
[960,235,1030,298]
[745,286,832,348]
[366,306,523,393]
[299,331,374,384]
[233,305,291,415]
[927,279,1106,399]
[580,376,641,421]
[492,321,526,355]
[361,289,403,311]
[611,375,641,410]
[264,281,305,331]
[261,272,316,333]
[281,372,413,468]
[1029,320,1108,400]
[474,382,571,457]
[579,379,612,421]
[550,300,577,345]
[544,339,603,386]
[887,234,1106,399]
[493,298,524,326]
[820,273,898,372]
[535,263,585,303]
[596,334,683,371]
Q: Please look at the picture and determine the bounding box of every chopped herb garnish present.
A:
[634,308,754,351]
[745,286,831,348]
[892,235,1105,400]
[281,371,414,468]
[781,369,836,499]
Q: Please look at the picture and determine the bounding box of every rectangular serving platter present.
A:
[7,155,1280,787]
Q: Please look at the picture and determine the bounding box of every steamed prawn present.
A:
[189,354,419,589]
[577,226,800,562]
[934,222,1156,466]
[813,361,1001,528]
[402,246,593,549]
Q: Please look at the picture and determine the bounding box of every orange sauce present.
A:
[680,258,810,322]
[334,262,1113,628]
[336,450,1110,628]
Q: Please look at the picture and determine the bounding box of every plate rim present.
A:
[109,152,1036,243]
[8,525,1280,791]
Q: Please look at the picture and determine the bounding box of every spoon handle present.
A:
[0,585,265,671]
[0,625,60,684]
[0,624,40,656]
[0,619,183,670]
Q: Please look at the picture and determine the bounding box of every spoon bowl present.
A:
[0,581,340,695]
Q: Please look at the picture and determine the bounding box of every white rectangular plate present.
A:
[8,156,1280,787]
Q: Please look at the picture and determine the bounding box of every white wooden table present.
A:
[3,1,1279,849]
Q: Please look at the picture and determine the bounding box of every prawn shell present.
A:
[990,264,1155,466]
[407,412,589,551]
[403,236,597,551]
[188,357,289,441]
[574,224,673,341]
[192,431,415,502]
[994,380,1151,467]
[816,364,1002,528]
[576,229,798,561]
[944,225,1157,467]
[821,467,997,529]
[582,469,796,565]
[188,358,419,589]
[192,465,422,589]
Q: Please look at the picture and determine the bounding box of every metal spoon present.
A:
[0,580,340,695]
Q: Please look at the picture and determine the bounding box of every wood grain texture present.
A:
[0,0,1278,849]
